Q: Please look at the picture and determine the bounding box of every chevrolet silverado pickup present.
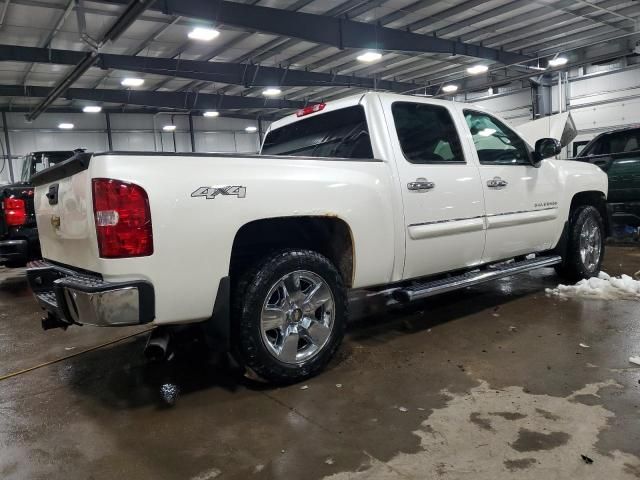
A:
[0,150,74,267]
[26,93,609,383]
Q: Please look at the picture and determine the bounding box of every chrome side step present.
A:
[393,255,562,303]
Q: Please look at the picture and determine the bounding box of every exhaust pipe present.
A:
[144,328,172,361]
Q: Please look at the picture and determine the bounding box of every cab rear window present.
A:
[262,106,373,159]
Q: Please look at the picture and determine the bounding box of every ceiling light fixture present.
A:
[188,27,220,41]
[467,64,488,75]
[357,51,382,63]
[121,77,144,87]
[58,123,74,129]
[262,87,282,97]
[82,105,102,113]
[548,56,568,67]
[203,111,219,117]
[163,125,177,132]
[442,84,458,93]
[245,126,258,133]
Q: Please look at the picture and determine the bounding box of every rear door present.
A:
[462,109,561,262]
[379,98,486,280]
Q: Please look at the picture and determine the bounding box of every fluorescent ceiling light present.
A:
[163,125,176,131]
[121,77,144,87]
[356,51,382,63]
[548,56,568,67]
[58,123,74,129]
[203,111,219,117]
[188,27,220,41]
[442,84,458,93]
[245,126,257,133]
[478,128,496,137]
[467,64,488,75]
[262,87,282,97]
[82,105,102,113]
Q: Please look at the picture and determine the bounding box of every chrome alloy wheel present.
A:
[260,270,335,365]
[579,216,602,272]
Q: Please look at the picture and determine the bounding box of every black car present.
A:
[0,150,76,267]
[574,126,640,232]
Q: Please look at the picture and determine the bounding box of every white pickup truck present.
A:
[27,92,608,383]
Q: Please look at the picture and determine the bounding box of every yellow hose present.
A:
[0,328,153,382]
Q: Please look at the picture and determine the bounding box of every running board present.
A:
[393,255,562,303]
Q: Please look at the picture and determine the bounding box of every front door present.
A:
[462,109,561,262]
[381,99,486,280]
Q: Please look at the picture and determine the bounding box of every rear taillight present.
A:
[92,178,153,258]
[3,197,27,226]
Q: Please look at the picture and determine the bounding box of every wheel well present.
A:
[570,191,610,236]
[230,216,355,287]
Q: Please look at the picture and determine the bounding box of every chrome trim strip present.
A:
[407,208,558,229]
[486,208,558,229]
[408,217,485,240]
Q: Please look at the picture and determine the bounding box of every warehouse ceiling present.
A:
[0,0,638,120]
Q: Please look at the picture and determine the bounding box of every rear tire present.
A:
[555,205,605,282]
[232,249,347,384]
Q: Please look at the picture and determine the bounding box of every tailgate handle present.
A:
[46,184,59,205]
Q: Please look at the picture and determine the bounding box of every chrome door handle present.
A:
[407,177,435,191]
[487,177,508,188]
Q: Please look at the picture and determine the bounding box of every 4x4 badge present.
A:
[191,186,247,199]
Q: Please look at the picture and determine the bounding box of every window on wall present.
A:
[464,110,531,165]
[391,102,465,164]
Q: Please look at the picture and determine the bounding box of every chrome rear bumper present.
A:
[27,260,154,328]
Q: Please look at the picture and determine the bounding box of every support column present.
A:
[105,111,113,150]
[188,113,196,152]
[1,111,14,182]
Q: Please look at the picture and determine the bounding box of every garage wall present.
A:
[463,62,640,158]
[0,112,262,184]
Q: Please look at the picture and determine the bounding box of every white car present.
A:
[27,92,608,383]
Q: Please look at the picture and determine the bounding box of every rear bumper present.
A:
[26,260,155,327]
[0,239,28,264]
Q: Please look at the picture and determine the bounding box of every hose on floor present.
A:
[0,328,153,382]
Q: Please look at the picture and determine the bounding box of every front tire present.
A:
[232,249,347,384]
[556,205,605,282]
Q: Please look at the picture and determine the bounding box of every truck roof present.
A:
[267,92,490,134]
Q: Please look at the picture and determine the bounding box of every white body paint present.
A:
[33,92,608,325]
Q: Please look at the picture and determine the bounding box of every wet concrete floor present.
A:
[1,246,640,479]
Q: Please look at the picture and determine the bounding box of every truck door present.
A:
[462,109,561,262]
[380,99,486,280]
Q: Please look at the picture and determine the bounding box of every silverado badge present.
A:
[50,215,61,229]
[191,186,247,199]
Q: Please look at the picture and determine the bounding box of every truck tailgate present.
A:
[32,154,98,270]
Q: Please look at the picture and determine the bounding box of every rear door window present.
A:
[391,102,465,164]
[261,105,373,159]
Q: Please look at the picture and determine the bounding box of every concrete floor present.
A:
[1,247,640,479]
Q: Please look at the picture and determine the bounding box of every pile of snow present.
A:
[546,271,640,300]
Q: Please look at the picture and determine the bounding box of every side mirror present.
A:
[533,138,562,163]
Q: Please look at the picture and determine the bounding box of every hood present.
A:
[516,112,577,148]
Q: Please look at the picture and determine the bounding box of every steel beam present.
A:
[0,85,310,110]
[0,44,416,91]
[26,0,157,121]
[96,0,532,65]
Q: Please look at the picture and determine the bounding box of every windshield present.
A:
[20,151,74,182]
[261,106,373,159]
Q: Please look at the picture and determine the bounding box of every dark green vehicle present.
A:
[575,127,640,231]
